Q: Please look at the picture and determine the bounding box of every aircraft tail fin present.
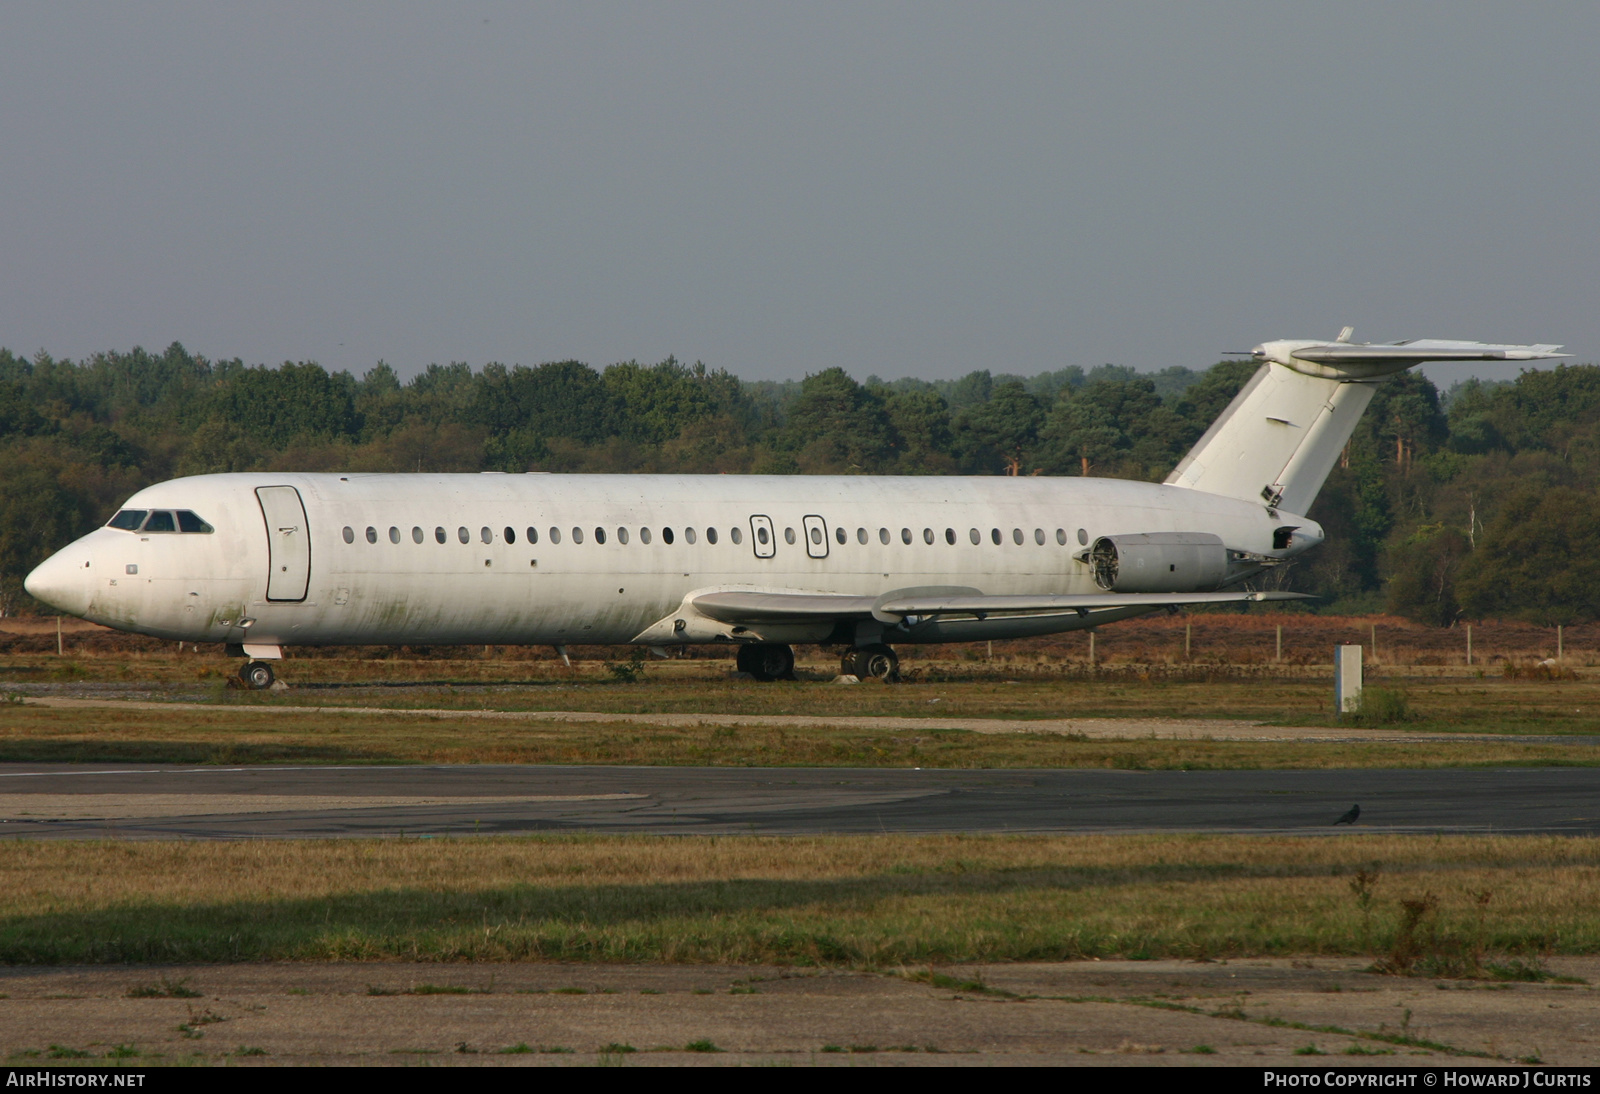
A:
[1165,333,1566,515]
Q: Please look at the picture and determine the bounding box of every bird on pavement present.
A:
[1333,804,1361,826]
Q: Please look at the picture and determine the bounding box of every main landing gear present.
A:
[842,643,900,682]
[238,660,276,690]
[735,643,795,681]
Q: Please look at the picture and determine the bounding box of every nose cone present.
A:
[24,548,94,617]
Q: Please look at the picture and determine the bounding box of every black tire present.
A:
[239,660,275,690]
[849,644,900,682]
[739,643,794,682]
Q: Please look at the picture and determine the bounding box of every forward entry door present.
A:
[256,486,310,601]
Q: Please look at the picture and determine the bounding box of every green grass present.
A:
[1,833,1597,965]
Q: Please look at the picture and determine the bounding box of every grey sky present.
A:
[2,3,1595,389]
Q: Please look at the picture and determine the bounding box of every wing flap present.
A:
[692,587,1312,626]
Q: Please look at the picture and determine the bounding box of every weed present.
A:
[498,1043,534,1054]
[1344,1044,1394,1056]
[684,1040,723,1053]
[600,1043,636,1054]
[1294,1044,1327,1056]
[105,1045,139,1059]
[820,1045,844,1053]
[540,1046,575,1054]
[454,1042,477,1054]
[1182,1044,1216,1054]
[603,648,649,684]
[413,983,476,995]
[1347,686,1414,725]
[232,1046,267,1057]
[46,1045,90,1059]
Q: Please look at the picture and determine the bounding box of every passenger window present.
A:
[1035,528,1045,545]
[550,527,562,544]
[991,528,1002,545]
[685,527,698,544]
[1078,528,1088,545]
[413,526,424,544]
[366,526,377,544]
[435,527,447,544]
[901,528,912,544]
[176,511,214,534]
[593,527,605,544]
[505,527,516,545]
[572,527,584,544]
[480,527,492,544]
[879,528,889,544]
[640,527,652,544]
[922,528,934,545]
[856,527,867,544]
[705,527,717,545]
[834,526,846,545]
[969,528,980,545]
[810,527,823,545]
[526,527,539,544]
[1056,528,1067,545]
[662,527,674,545]
[618,527,629,544]
[753,527,764,546]
[945,528,955,545]
[458,526,470,544]
[108,510,147,531]
[389,526,400,544]
[730,527,742,545]
[1012,528,1024,545]
[342,526,355,544]
[143,511,176,533]
[784,527,796,545]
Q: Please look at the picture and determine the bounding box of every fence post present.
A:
[1370,622,1377,665]
[1467,623,1473,667]
[1558,625,1564,661]
[1185,622,1192,661]
[1335,645,1364,714]
[1088,629,1096,670]
[1276,624,1283,663]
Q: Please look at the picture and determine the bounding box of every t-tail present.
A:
[1165,331,1566,515]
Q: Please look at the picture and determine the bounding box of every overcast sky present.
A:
[2,3,1595,388]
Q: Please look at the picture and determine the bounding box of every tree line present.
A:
[0,343,1594,625]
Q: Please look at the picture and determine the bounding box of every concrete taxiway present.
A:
[0,764,1596,839]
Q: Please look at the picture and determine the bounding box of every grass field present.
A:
[2,700,1598,768]
[0,834,1594,966]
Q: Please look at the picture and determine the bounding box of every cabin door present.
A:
[802,515,829,559]
[256,486,311,601]
[749,515,776,559]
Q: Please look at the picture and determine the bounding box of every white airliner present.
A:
[24,333,1565,688]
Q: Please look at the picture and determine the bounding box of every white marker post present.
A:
[1335,645,1363,715]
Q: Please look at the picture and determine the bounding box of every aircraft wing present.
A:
[691,587,1312,625]
[1289,339,1566,366]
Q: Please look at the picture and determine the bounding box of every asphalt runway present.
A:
[1,764,1597,838]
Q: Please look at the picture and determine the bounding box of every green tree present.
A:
[1456,486,1600,624]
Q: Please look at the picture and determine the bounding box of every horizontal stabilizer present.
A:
[1286,339,1566,366]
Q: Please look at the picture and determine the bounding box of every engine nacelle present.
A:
[1089,532,1228,593]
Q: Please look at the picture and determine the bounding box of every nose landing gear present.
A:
[843,644,900,682]
[735,643,795,681]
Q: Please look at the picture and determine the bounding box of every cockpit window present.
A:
[109,508,215,533]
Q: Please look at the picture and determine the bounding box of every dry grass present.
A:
[0,834,1595,965]
[0,703,1594,768]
